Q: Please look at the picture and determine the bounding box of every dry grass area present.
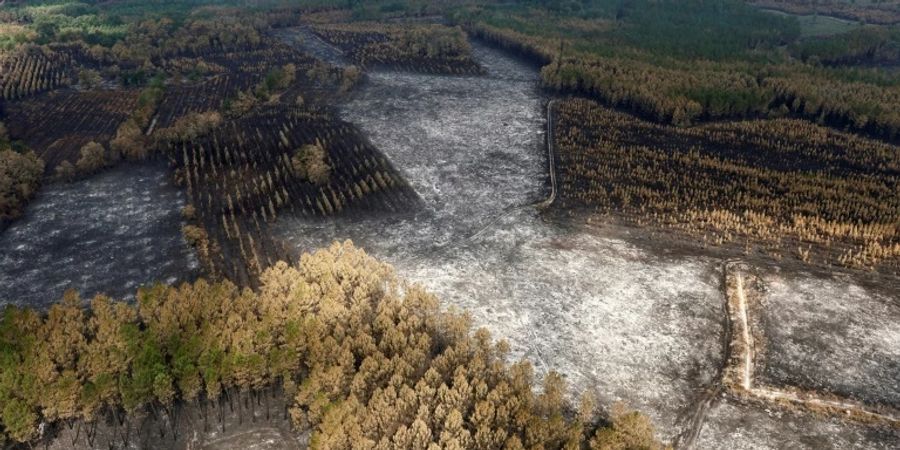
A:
[749,0,900,24]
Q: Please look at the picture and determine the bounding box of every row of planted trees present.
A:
[0,10,347,183]
[155,35,334,127]
[0,241,667,449]
[93,16,266,70]
[0,45,72,100]
[0,10,301,104]
[552,98,900,271]
[468,22,900,140]
[166,105,417,285]
[137,23,396,286]
[313,23,484,75]
[4,89,140,174]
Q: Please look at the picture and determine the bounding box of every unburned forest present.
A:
[464,1,900,141]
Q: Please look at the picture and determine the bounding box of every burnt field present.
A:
[0,23,408,292]
[149,32,420,287]
[552,98,900,274]
[155,39,327,129]
[267,36,899,448]
[757,272,900,409]
[272,26,350,67]
[0,45,73,100]
[0,162,199,309]
[165,104,418,286]
[5,89,139,171]
[154,75,245,130]
[272,40,727,443]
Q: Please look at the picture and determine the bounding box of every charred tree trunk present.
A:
[72,420,81,446]
[237,389,243,426]
[218,395,226,433]
[249,390,256,423]
[170,403,179,442]
[123,418,131,449]
[265,385,271,421]
[86,420,97,448]
[202,396,209,433]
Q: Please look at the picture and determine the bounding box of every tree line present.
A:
[748,0,900,25]
[0,122,43,228]
[789,26,900,66]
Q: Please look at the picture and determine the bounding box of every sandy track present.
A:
[680,264,899,449]
[724,264,900,427]
[735,272,753,391]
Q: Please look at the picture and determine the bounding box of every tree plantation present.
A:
[463,1,900,141]
[0,45,72,100]
[311,22,484,74]
[553,98,899,272]
[5,90,138,174]
[167,104,418,286]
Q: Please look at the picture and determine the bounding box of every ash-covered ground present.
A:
[272,27,349,67]
[758,273,900,408]
[695,398,900,449]
[272,40,726,441]
[0,162,199,308]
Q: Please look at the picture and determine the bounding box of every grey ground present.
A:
[758,272,900,408]
[0,162,199,308]
[695,397,900,449]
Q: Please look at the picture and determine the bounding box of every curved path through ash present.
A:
[539,98,558,209]
[673,260,736,450]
